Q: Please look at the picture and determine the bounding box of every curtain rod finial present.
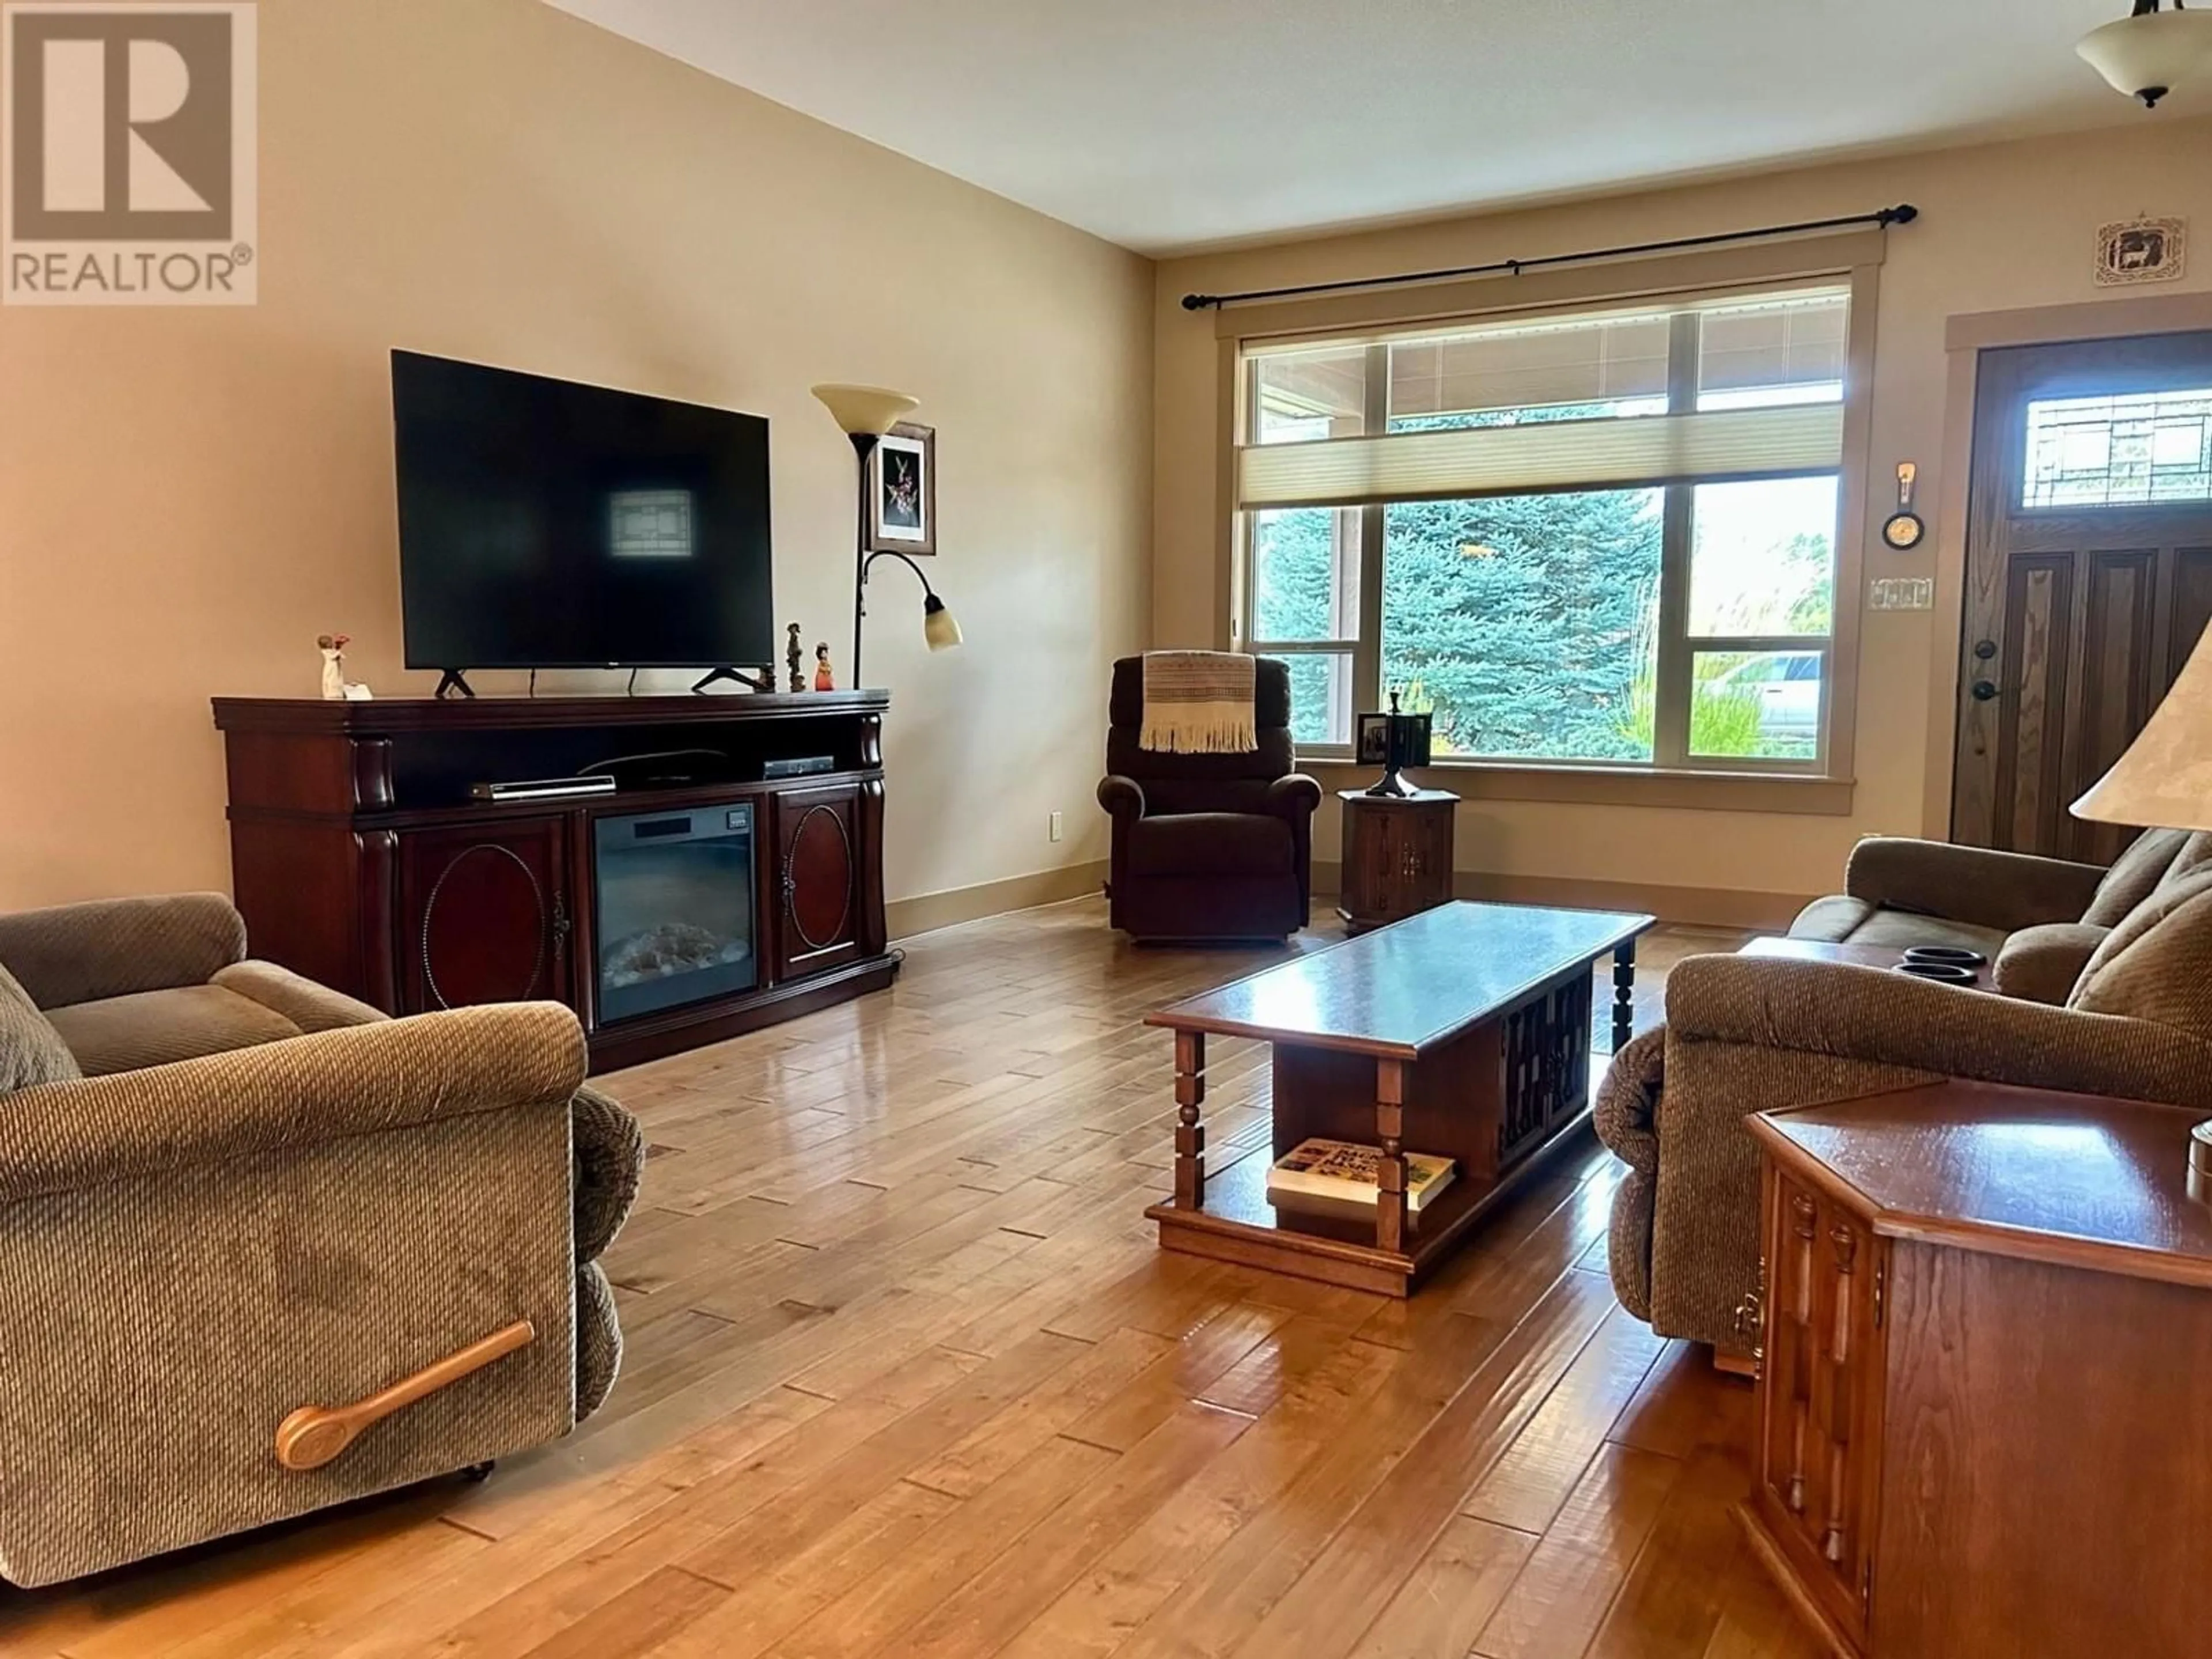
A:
[1182,293,1218,311]
[1885,203,1921,225]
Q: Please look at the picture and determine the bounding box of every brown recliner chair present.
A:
[1597,867,2212,1358]
[0,893,642,1586]
[1097,656,1321,941]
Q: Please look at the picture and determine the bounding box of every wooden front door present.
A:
[1953,332,2212,861]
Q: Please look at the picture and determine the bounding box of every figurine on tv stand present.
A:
[786,623,805,693]
[318,634,350,700]
[813,643,836,692]
[316,634,373,701]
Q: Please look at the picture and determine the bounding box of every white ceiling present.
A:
[545,0,2182,255]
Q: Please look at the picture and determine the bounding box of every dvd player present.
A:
[762,756,837,779]
[471,775,619,804]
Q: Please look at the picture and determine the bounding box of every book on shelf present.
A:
[1265,1138,1456,1226]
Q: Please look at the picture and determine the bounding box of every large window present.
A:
[1238,285,1854,770]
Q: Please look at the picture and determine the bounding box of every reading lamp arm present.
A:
[860,548,940,602]
[854,548,944,685]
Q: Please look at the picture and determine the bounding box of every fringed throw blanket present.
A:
[1139,650,1258,755]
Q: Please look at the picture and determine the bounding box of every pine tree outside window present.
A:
[1235,282,1860,775]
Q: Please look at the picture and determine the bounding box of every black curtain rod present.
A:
[1180,203,1918,312]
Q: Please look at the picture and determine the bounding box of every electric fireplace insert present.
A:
[592,805,757,1024]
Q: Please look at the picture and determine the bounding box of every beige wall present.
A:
[0,0,1152,915]
[1155,119,2212,919]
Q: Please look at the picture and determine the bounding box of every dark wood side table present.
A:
[1742,1081,2212,1658]
[1336,788,1458,934]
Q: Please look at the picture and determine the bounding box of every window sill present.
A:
[1300,757,1855,816]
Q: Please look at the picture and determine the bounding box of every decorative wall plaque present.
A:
[2096,217,2187,286]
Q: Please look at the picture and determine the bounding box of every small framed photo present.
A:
[867,421,936,555]
[1356,713,1392,764]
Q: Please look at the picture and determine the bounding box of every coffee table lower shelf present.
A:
[1146,1107,1597,1297]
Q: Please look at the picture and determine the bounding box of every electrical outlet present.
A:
[1048,810,1063,843]
[1869,577,1935,612]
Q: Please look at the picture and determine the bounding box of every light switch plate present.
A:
[1869,577,1934,611]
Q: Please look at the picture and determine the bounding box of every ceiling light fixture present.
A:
[2078,0,2212,108]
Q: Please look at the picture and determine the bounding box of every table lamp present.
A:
[2071,619,2212,1199]
[810,384,963,685]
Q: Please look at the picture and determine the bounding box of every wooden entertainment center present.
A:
[211,692,895,1070]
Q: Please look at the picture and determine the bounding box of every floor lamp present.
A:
[810,384,963,687]
[2071,618,2212,1197]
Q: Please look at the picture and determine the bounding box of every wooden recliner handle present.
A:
[275,1319,536,1472]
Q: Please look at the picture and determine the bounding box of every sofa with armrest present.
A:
[1787,825,2202,1004]
[1097,656,1322,942]
[0,892,641,1586]
[1600,869,2212,1357]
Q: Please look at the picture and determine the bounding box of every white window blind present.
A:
[1238,402,1845,510]
[1239,286,1849,512]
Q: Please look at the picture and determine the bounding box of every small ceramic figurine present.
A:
[813,643,835,692]
[317,633,373,700]
[787,623,805,694]
[318,634,350,700]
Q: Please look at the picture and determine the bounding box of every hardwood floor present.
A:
[0,899,1817,1659]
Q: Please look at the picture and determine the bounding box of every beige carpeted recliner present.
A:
[0,892,641,1586]
[1597,865,2212,1360]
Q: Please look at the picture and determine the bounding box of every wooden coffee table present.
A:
[1144,901,1654,1297]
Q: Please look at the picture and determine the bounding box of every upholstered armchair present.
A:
[1599,870,2212,1359]
[1097,656,1321,941]
[0,893,641,1586]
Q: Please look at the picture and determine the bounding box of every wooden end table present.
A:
[1144,901,1653,1297]
[1743,1082,2212,1657]
[1336,787,1459,934]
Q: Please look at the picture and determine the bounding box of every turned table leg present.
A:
[1611,938,1638,1055]
[1375,1056,1408,1256]
[1174,1029,1206,1210]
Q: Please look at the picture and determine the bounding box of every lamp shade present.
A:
[923,593,963,653]
[2077,3,2212,106]
[2074,624,2212,830]
[810,383,919,437]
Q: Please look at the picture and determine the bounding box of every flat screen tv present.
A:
[392,350,774,673]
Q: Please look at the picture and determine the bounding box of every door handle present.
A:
[1970,680,2000,702]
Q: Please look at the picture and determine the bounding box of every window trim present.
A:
[1221,249,1880,801]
